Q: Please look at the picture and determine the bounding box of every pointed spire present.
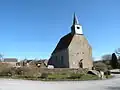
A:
[73,13,79,25]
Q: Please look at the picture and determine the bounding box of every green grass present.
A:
[105,75,113,79]
[80,74,99,80]
[39,73,100,81]
[0,74,113,81]
[0,73,99,81]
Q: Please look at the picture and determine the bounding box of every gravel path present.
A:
[0,74,119,90]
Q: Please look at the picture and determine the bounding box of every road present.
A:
[0,74,120,90]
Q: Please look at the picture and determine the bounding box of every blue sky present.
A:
[0,0,120,60]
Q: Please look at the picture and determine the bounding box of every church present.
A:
[48,14,93,69]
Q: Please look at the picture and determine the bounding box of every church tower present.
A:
[48,13,93,69]
[71,13,83,35]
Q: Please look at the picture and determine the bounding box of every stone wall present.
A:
[39,68,88,74]
[48,49,69,68]
[68,34,93,69]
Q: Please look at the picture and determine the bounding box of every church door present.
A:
[79,59,83,68]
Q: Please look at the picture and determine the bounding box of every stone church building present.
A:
[48,14,93,69]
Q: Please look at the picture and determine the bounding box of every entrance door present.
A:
[79,59,83,68]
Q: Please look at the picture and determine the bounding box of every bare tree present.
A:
[102,54,112,60]
[115,48,120,55]
[0,54,4,62]
[94,62,108,71]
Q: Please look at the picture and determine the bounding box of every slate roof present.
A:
[4,58,18,62]
[52,33,74,54]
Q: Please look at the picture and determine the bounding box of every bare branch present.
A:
[115,48,120,55]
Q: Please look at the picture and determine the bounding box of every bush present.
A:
[0,65,100,81]
[107,65,112,70]
[104,71,111,75]
[15,68,23,75]
[94,62,108,71]
[0,63,12,76]
[40,73,48,79]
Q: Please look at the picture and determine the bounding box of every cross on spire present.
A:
[73,13,79,25]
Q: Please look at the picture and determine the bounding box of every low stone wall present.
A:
[38,68,89,74]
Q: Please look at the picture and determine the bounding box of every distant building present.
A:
[17,59,48,68]
[48,14,93,69]
[3,58,18,66]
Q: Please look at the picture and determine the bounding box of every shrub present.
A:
[15,68,23,75]
[0,63,12,76]
[104,71,111,75]
[40,73,48,79]
[0,64,101,81]
[94,62,108,71]
[107,65,112,70]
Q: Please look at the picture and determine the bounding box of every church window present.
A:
[60,56,64,64]
[77,27,80,29]
[55,56,57,61]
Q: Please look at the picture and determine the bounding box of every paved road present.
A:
[0,74,120,90]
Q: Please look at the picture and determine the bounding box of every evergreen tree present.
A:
[110,53,118,69]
